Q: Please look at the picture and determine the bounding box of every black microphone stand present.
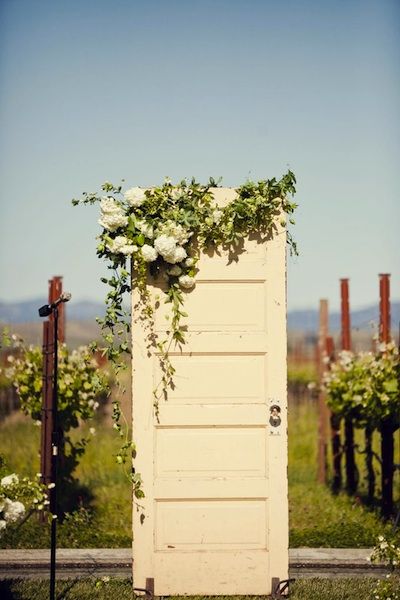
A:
[39,295,70,600]
[49,305,59,600]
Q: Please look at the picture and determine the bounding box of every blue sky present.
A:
[0,0,399,311]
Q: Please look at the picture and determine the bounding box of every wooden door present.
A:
[132,188,288,595]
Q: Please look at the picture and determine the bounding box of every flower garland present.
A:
[73,171,297,489]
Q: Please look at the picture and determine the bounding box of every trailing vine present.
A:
[73,171,298,493]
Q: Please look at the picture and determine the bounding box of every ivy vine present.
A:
[73,171,298,496]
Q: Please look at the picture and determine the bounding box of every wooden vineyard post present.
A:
[49,276,65,343]
[326,335,342,493]
[379,273,394,518]
[40,277,66,500]
[340,279,357,495]
[317,299,329,484]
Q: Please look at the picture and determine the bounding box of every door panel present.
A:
[132,188,288,595]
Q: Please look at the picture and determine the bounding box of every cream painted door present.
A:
[132,189,288,596]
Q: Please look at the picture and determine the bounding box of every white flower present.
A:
[48,483,55,489]
[168,265,182,276]
[212,209,223,223]
[157,221,189,245]
[185,257,194,267]
[101,576,110,583]
[6,355,14,363]
[154,235,178,262]
[98,198,128,231]
[3,499,25,522]
[172,246,187,263]
[1,474,19,487]
[179,275,195,289]
[124,187,146,207]
[141,244,158,263]
[99,197,120,214]
[171,187,186,200]
[89,427,96,436]
[137,221,154,239]
[0,519,6,531]
[107,235,136,255]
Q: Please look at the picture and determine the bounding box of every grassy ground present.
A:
[0,393,398,548]
[0,577,398,600]
[288,401,397,547]
[0,415,131,548]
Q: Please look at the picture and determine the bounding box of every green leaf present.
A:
[136,233,145,246]
[383,379,398,393]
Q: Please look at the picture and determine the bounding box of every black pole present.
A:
[50,306,58,600]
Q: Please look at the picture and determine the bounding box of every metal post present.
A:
[49,306,59,600]
[38,287,70,600]
[40,321,54,488]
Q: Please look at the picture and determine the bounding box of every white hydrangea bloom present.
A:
[157,221,189,245]
[213,209,223,223]
[168,265,182,276]
[99,197,120,214]
[172,246,187,263]
[3,499,25,522]
[99,213,128,231]
[154,235,177,262]
[107,236,136,255]
[1,474,19,487]
[137,220,154,239]
[0,519,6,531]
[141,244,158,263]
[124,187,146,207]
[171,188,183,200]
[98,198,128,231]
[179,275,195,289]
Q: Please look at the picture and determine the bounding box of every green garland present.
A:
[73,171,298,495]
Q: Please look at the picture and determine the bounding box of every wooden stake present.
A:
[317,300,329,484]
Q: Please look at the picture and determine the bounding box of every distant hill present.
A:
[0,299,105,324]
[287,301,400,332]
[1,297,399,335]
[0,299,106,347]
